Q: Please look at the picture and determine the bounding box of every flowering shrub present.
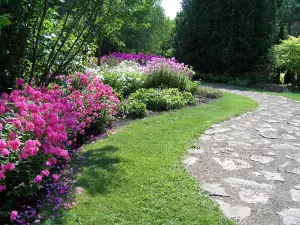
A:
[100,52,162,65]
[142,57,195,79]
[99,61,146,97]
[0,73,119,223]
[88,53,197,96]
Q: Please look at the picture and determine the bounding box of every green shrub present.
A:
[195,87,223,99]
[130,88,196,111]
[227,77,250,87]
[183,92,197,105]
[269,36,300,87]
[118,100,148,119]
[145,68,198,94]
[197,73,254,87]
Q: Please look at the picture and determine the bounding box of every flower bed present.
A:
[0,73,119,224]
[0,53,221,224]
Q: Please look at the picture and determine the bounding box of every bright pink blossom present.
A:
[34,175,42,183]
[42,170,49,177]
[10,210,18,221]
[52,174,59,181]
[16,78,24,86]
[1,148,9,156]
[0,140,6,150]
[5,163,15,171]
[12,120,21,128]
[8,139,20,151]
[0,185,6,192]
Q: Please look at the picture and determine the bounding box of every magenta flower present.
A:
[34,175,42,183]
[16,78,24,86]
[0,185,6,192]
[10,210,18,221]
[1,148,9,156]
[0,140,6,150]
[52,174,59,181]
[42,170,49,177]
[0,171,4,180]
[8,139,20,151]
[5,163,15,171]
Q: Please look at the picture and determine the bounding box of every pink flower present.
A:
[12,120,21,128]
[34,175,42,183]
[0,123,2,130]
[8,139,20,151]
[49,157,57,165]
[0,140,6,151]
[5,163,15,171]
[10,210,18,221]
[0,171,4,180]
[1,148,9,156]
[16,78,24,86]
[86,117,91,124]
[42,170,49,177]
[25,122,34,131]
[0,185,6,192]
[52,174,59,181]
[76,187,84,195]
[8,132,17,140]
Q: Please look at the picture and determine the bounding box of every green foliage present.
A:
[119,2,173,54]
[227,78,250,87]
[198,73,251,87]
[118,100,148,119]
[174,0,278,76]
[269,36,300,86]
[145,68,198,94]
[0,0,161,91]
[196,87,223,99]
[129,88,196,111]
[0,14,11,30]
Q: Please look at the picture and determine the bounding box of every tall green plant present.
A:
[269,36,300,86]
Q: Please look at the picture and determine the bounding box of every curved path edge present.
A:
[184,85,300,225]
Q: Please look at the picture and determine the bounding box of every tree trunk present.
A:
[97,47,101,66]
[29,0,48,85]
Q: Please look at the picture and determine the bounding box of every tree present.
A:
[0,0,159,90]
[269,36,300,87]
[174,0,278,76]
[118,1,172,54]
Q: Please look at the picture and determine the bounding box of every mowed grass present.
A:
[267,91,300,101]
[45,93,258,225]
[201,81,300,101]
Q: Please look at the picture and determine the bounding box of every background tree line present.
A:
[174,0,300,86]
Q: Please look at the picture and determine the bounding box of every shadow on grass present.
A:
[45,145,122,225]
[77,145,122,196]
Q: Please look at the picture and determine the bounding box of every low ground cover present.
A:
[45,93,257,225]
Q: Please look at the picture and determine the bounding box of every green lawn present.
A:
[201,81,300,101]
[45,93,257,225]
[235,86,300,101]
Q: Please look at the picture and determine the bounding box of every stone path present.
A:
[184,86,300,225]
